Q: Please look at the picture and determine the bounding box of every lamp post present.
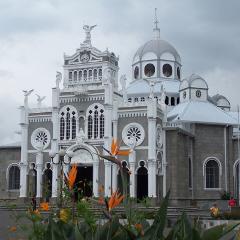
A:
[49,149,74,207]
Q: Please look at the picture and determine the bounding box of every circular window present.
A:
[183,91,186,99]
[122,123,145,147]
[134,66,139,79]
[144,64,155,77]
[31,128,51,150]
[177,67,181,79]
[162,64,172,77]
[196,90,201,98]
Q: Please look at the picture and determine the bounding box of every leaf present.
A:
[142,190,170,240]
[202,222,240,240]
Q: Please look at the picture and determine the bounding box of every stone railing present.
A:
[164,122,194,135]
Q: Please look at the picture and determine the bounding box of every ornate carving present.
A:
[35,94,46,108]
[82,24,97,46]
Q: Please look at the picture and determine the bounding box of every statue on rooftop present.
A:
[82,24,97,46]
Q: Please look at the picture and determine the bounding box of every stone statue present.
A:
[23,89,34,107]
[120,75,127,102]
[76,128,86,144]
[82,25,97,46]
[56,71,62,88]
[36,94,46,108]
[149,80,155,100]
[103,68,112,84]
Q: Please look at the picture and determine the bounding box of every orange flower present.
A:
[68,164,78,190]
[98,196,105,205]
[135,223,144,236]
[9,226,17,232]
[108,190,124,212]
[40,202,49,211]
[101,139,131,167]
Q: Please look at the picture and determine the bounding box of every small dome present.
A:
[133,39,181,64]
[211,94,230,109]
[189,74,208,89]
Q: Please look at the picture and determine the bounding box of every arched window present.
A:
[79,71,82,81]
[171,97,175,106]
[60,114,65,140]
[93,69,98,80]
[87,103,105,139]
[72,115,76,139]
[88,115,93,139]
[59,106,78,141]
[136,161,148,199]
[42,163,52,202]
[28,167,37,197]
[165,96,169,105]
[94,109,99,139]
[74,71,77,81]
[177,97,180,104]
[66,111,70,140]
[8,165,20,190]
[84,70,87,81]
[69,71,72,81]
[205,160,220,188]
[100,110,104,139]
[88,69,92,81]
[98,69,102,80]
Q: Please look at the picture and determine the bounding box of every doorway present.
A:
[74,165,93,199]
[137,162,148,200]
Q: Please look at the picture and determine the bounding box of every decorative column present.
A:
[129,149,136,197]
[51,79,60,198]
[147,99,157,198]
[36,151,43,198]
[19,89,33,198]
[93,162,99,197]
[112,164,118,192]
[103,69,113,197]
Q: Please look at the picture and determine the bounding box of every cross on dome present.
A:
[153,8,160,39]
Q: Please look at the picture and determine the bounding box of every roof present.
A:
[167,100,237,125]
[127,79,180,95]
[180,74,208,91]
[133,39,181,63]
[0,141,21,149]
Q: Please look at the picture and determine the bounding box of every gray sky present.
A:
[0,0,240,144]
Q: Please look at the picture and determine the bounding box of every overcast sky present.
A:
[0,0,240,144]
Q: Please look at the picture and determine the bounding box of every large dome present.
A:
[133,39,181,64]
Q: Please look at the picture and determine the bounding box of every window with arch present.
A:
[165,96,169,105]
[59,106,78,141]
[79,71,82,81]
[8,165,20,190]
[93,69,98,80]
[98,69,102,80]
[171,97,175,106]
[87,104,105,139]
[205,159,220,189]
[74,71,77,81]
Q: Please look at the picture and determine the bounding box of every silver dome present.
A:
[133,39,181,63]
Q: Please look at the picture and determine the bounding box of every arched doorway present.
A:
[74,165,93,199]
[28,164,37,198]
[137,161,148,200]
[42,163,52,202]
[117,161,130,195]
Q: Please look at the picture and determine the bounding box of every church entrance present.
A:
[137,162,148,200]
[74,165,93,199]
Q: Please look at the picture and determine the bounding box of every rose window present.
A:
[31,128,50,150]
[122,123,145,147]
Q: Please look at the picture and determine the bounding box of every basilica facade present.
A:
[0,20,240,206]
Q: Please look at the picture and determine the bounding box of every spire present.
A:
[153,8,160,39]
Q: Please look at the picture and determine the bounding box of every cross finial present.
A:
[153,8,160,39]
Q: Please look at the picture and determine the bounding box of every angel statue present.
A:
[23,89,34,107]
[36,94,46,108]
[82,24,97,46]
[56,71,62,88]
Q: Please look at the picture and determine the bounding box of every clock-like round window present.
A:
[31,128,50,150]
[196,90,201,98]
[134,66,139,79]
[122,123,145,147]
[162,64,172,77]
[144,64,155,77]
